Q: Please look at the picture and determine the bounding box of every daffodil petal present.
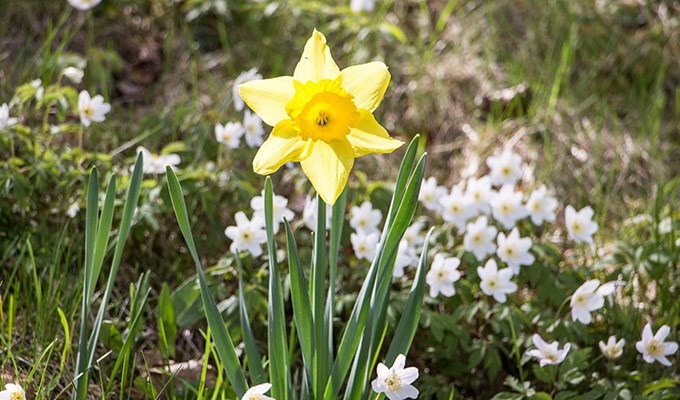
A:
[293,29,340,83]
[238,76,295,126]
[253,120,310,175]
[346,110,403,157]
[340,62,390,112]
[300,138,354,205]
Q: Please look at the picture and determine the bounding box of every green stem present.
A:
[508,310,524,381]
[313,193,328,399]
[78,124,85,149]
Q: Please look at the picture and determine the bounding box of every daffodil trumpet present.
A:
[238,29,403,205]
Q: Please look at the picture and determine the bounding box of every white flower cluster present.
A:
[416,148,679,370]
[215,69,265,149]
[224,189,294,257]
[418,149,601,305]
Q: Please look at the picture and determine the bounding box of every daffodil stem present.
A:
[312,193,328,398]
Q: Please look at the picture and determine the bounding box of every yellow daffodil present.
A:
[238,30,403,204]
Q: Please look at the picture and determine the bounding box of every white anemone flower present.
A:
[30,79,44,101]
[136,147,181,174]
[439,184,476,229]
[394,240,419,278]
[224,212,267,257]
[371,354,419,400]
[215,122,244,148]
[62,66,84,83]
[477,259,517,303]
[402,221,425,248]
[67,202,81,218]
[243,110,265,147]
[527,334,571,367]
[78,90,110,127]
[570,279,618,324]
[486,150,523,186]
[599,336,625,360]
[635,323,678,366]
[419,177,447,212]
[463,216,498,261]
[496,228,534,274]
[349,201,382,234]
[302,196,332,232]
[465,176,495,215]
[490,184,529,229]
[350,0,375,12]
[565,205,598,245]
[241,383,274,400]
[250,191,295,234]
[426,254,461,298]
[525,185,558,225]
[0,383,25,400]
[0,103,18,131]
[351,231,380,261]
[233,68,262,112]
[68,0,102,11]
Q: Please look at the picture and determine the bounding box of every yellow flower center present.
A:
[571,222,582,233]
[504,247,514,257]
[574,294,587,306]
[9,392,25,400]
[384,373,402,391]
[647,340,663,357]
[487,278,498,288]
[82,105,94,118]
[501,166,512,177]
[286,77,360,142]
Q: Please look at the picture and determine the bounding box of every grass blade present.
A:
[166,166,248,397]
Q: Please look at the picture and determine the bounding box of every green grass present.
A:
[1,0,679,399]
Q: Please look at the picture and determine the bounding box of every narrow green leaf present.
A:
[324,147,424,400]
[73,167,99,400]
[264,177,290,400]
[166,166,248,397]
[344,153,427,399]
[284,219,315,390]
[86,153,144,369]
[89,175,116,300]
[384,135,420,228]
[236,255,266,384]
[157,282,177,359]
[385,228,434,363]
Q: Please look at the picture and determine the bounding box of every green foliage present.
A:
[1,0,680,399]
